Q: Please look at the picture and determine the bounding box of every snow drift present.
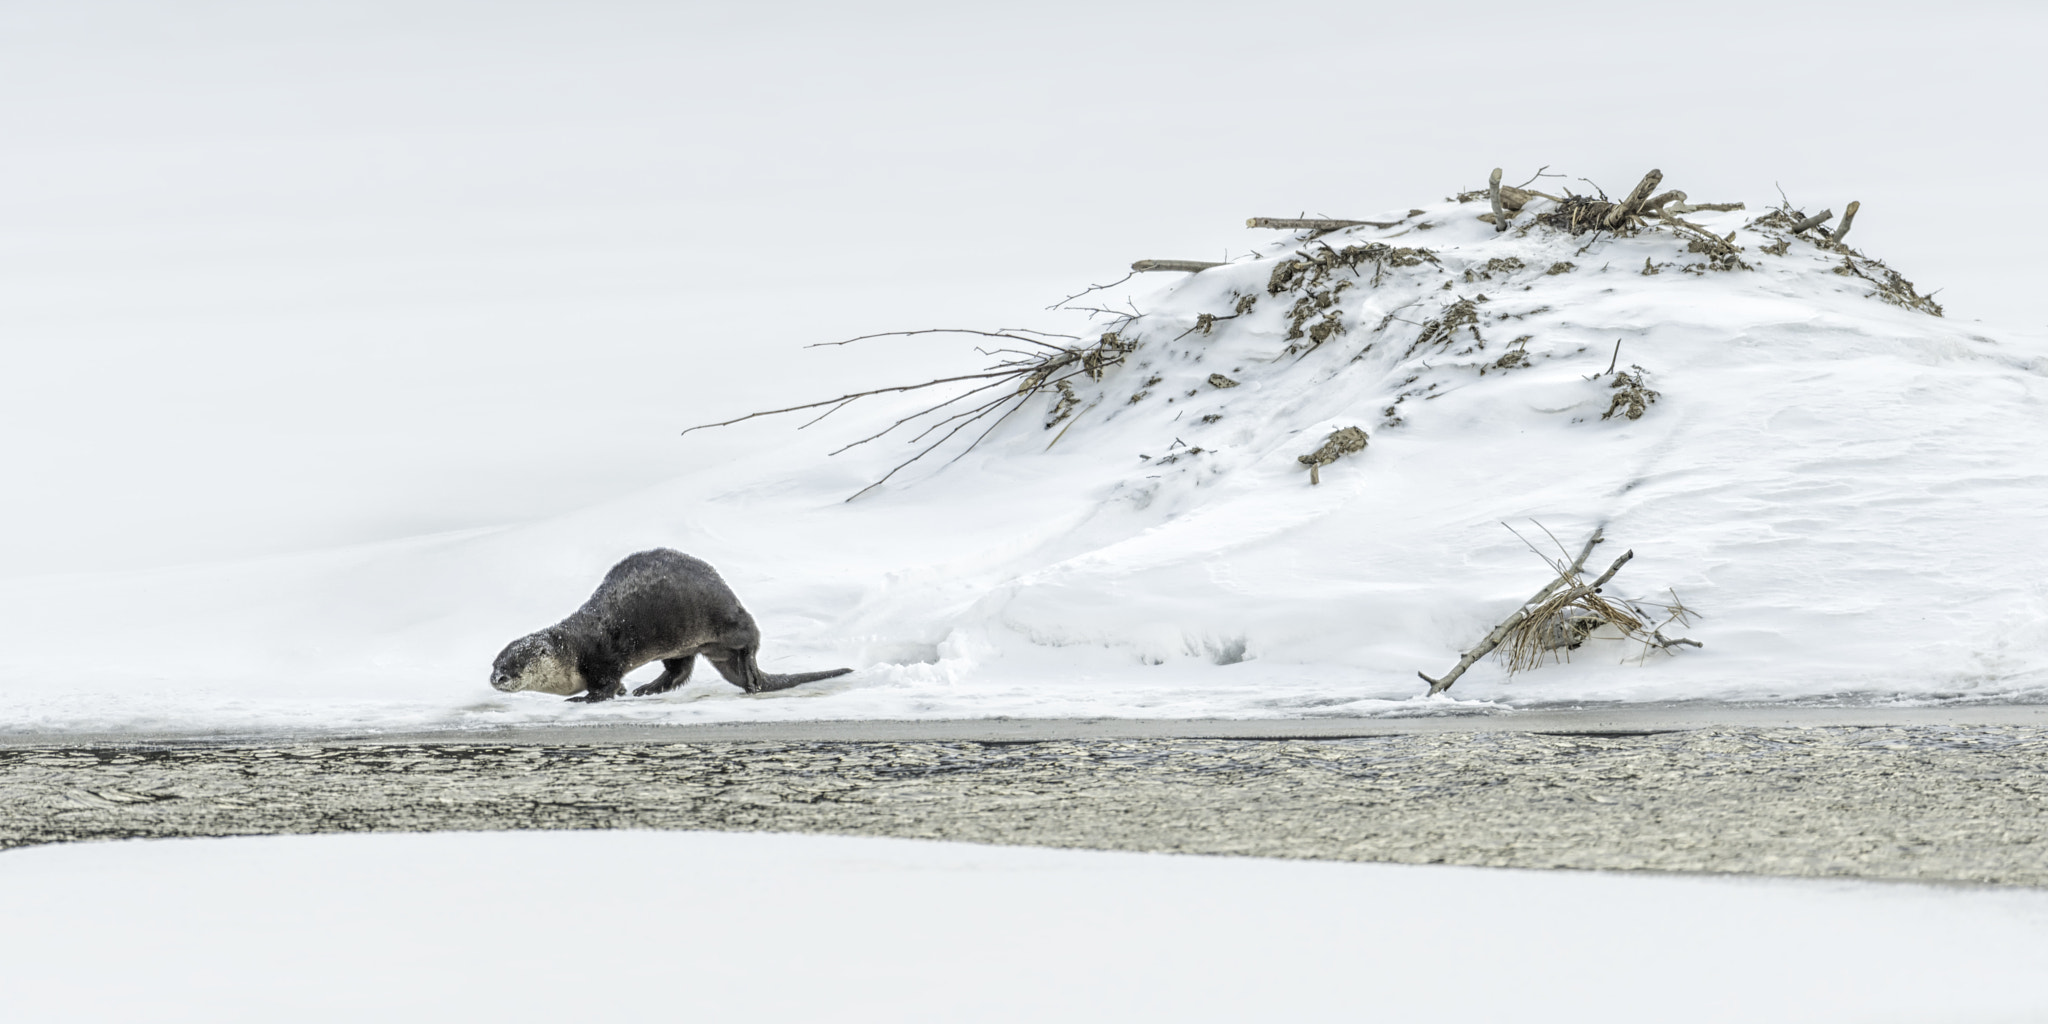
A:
[4,176,2045,736]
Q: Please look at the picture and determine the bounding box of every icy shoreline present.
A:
[6,701,2047,749]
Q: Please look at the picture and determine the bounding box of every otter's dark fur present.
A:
[489,549,851,703]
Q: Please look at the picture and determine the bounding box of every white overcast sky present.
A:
[3,0,2041,576]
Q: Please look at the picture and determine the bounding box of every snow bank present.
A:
[3,188,2045,735]
[4,831,2046,1022]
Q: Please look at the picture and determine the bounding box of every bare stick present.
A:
[682,369,1021,435]
[1048,272,1135,311]
[1132,259,1225,273]
[1604,338,1622,375]
[1068,306,1142,322]
[1602,169,1664,229]
[1789,209,1834,235]
[1666,201,1744,214]
[998,327,1085,340]
[1532,521,1575,570]
[944,395,1034,467]
[1501,522,1564,572]
[844,391,1024,502]
[1661,214,1739,255]
[1640,190,1686,215]
[809,328,1069,351]
[1488,168,1509,234]
[825,376,1018,456]
[1418,529,1606,695]
[840,354,1117,491]
[1497,185,1553,208]
[1580,549,1633,594]
[1828,200,1861,244]
[901,386,1027,445]
[797,397,858,430]
[1247,217,1403,231]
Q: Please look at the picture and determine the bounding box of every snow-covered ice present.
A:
[2,830,2044,1022]
[4,3,2046,738]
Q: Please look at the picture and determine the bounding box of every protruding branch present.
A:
[1603,169,1664,228]
[1245,217,1404,231]
[1641,190,1686,215]
[1666,201,1744,214]
[807,328,1071,351]
[1828,200,1861,244]
[680,369,1021,435]
[1582,549,1634,593]
[1047,272,1135,311]
[1132,259,1225,273]
[1488,168,1509,233]
[1789,208,1834,235]
[1418,529,1605,695]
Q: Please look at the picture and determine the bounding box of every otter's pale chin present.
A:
[510,655,587,696]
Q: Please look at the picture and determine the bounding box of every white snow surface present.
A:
[2,199,2046,735]
[3,830,2045,1022]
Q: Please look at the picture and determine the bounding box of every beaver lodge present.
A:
[671,165,2048,711]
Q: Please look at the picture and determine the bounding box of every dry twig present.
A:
[684,329,1136,501]
[1247,217,1405,231]
[1132,259,1225,273]
[1047,273,1135,311]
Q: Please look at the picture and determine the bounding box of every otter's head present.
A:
[489,633,586,696]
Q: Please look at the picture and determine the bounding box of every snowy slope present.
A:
[7,831,2048,1023]
[2,187,2044,736]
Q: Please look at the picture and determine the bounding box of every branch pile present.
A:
[1748,202,1942,316]
[1419,528,1701,695]
[681,164,1940,515]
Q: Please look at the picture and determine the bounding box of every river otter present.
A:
[489,549,852,702]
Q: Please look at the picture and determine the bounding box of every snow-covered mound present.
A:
[4,182,2045,735]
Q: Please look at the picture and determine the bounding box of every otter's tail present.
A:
[754,667,853,692]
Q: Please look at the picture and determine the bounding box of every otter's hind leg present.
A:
[631,657,695,697]
[703,647,762,693]
[706,647,833,694]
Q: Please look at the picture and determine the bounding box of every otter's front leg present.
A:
[567,676,627,703]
